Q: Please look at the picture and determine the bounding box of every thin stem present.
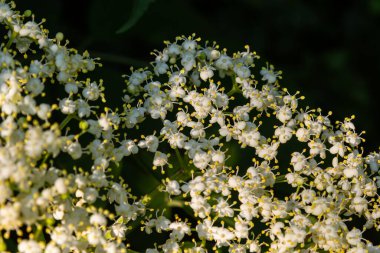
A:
[227,86,241,96]
[40,153,50,167]
[34,225,45,242]
[174,148,186,169]
[275,174,287,183]
[126,163,192,236]
[5,31,16,48]
[59,115,74,130]
[226,75,242,96]
[40,115,76,166]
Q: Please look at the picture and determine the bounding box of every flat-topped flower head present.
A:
[0,1,379,252]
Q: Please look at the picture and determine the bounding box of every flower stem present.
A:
[275,174,287,183]
[227,75,241,96]
[174,148,186,169]
[59,115,74,130]
[5,31,16,49]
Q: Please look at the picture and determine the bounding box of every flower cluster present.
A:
[122,35,380,252]
[0,2,145,252]
[1,1,380,253]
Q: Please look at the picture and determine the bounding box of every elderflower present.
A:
[117,34,380,252]
[0,2,379,252]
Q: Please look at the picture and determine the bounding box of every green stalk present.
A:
[227,75,241,96]
[126,158,193,236]
[5,31,17,48]
[59,115,74,130]
[275,174,287,183]
[174,148,186,169]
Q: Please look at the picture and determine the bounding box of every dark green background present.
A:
[15,0,380,151]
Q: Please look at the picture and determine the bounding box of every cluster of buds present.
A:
[0,1,380,253]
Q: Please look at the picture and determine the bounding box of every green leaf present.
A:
[116,0,155,34]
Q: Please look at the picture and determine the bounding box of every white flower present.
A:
[26,78,44,96]
[155,216,171,233]
[44,243,61,253]
[65,82,79,94]
[111,223,127,238]
[139,135,159,152]
[249,241,261,253]
[0,3,13,21]
[200,65,214,81]
[153,151,168,167]
[350,196,368,214]
[215,55,233,70]
[234,64,251,79]
[67,141,82,159]
[154,61,169,75]
[346,228,362,246]
[260,65,281,84]
[169,72,186,85]
[54,178,67,194]
[308,139,326,159]
[86,227,104,246]
[37,103,51,120]
[51,226,72,245]
[235,220,249,239]
[257,142,279,161]
[296,127,310,142]
[59,98,76,114]
[90,213,107,226]
[305,198,329,216]
[83,82,100,101]
[181,52,196,71]
[212,227,235,246]
[146,249,159,253]
[0,203,21,230]
[343,167,358,178]
[193,151,211,169]
[182,39,197,51]
[77,99,91,118]
[169,221,191,241]
[276,106,292,123]
[214,197,234,217]
[18,239,43,253]
[211,150,225,164]
[166,179,181,195]
[274,126,293,143]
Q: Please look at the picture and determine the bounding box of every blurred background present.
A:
[15,0,380,151]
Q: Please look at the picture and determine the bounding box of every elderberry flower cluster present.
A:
[122,35,380,252]
[1,1,380,253]
[0,1,145,252]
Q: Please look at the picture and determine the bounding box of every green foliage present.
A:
[116,0,155,34]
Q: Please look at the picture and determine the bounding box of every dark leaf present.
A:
[116,0,155,34]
